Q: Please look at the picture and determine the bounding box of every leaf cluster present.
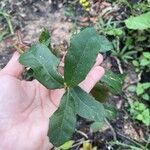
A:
[130,101,150,126]
[128,82,150,101]
[133,52,150,73]
[19,27,114,146]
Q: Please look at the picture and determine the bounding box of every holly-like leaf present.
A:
[101,70,124,94]
[125,12,150,30]
[39,28,51,46]
[72,87,106,122]
[64,28,103,87]
[19,43,64,89]
[48,91,76,146]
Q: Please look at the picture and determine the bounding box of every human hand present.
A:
[0,52,104,150]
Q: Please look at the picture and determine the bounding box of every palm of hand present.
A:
[0,52,104,150]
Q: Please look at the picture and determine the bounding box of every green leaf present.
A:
[104,104,117,119]
[64,28,109,87]
[138,103,146,111]
[142,93,149,101]
[136,114,143,121]
[142,109,150,126]
[82,141,94,150]
[132,60,139,67]
[142,109,150,118]
[19,43,64,89]
[72,87,106,122]
[137,36,147,42]
[90,122,104,132]
[59,140,74,150]
[101,70,124,94]
[136,83,144,95]
[128,85,136,92]
[48,91,76,146]
[142,83,150,89]
[106,28,123,36]
[143,118,150,126]
[140,58,149,66]
[39,28,51,46]
[98,35,113,52]
[91,83,110,102]
[143,52,150,59]
[125,12,150,30]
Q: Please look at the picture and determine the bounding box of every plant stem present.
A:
[117,132,145,149]
[105,118,117,141]
[0,11,14,35]
[75,129,88,139]
[115,57,123,74]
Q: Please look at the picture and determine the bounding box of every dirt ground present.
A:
[0,0,149,149]
[0,0,72,68]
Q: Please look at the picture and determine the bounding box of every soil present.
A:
[0,0,149,150]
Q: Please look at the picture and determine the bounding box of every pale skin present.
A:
[0,52,104,150]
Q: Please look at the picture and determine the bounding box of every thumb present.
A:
[1,52,24,78]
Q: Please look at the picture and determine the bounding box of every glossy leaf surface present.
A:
[64,28,102,87]
[48,91,76,146]
[72,87,106,122]
[19,43,64,89]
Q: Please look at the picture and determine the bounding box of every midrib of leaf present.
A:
[71,88,105,121]
[57,90,72,141]
[70,91,95,118]
[31,53,63,84]
[68,37,97,86]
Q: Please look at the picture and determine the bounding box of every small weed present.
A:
[130,101,150,126]
[0,1,14,42]
[133,52,150,73]
[128,82,150,101]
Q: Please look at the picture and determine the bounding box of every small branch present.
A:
[71,138,86,148]
[117,132,145,149]
[105,118,117,141]
[115,57,123,74]
[14,45,24,54]
[75,129,88,139]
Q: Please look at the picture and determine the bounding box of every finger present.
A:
[79,66,105,93]
[58,53,103,76]
[50,89,65,107]
[94,53,103,67]
[1,52,24,78]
